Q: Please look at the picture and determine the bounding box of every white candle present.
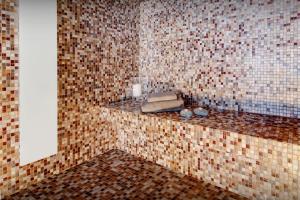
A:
[132,83,142,97]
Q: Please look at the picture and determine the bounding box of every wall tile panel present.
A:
[139,0,300,118]
[0,0,140,197]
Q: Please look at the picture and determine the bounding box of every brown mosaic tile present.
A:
[1,0,300,199]
[101,102,300,199]
[139,0,300,118]
[0,0,20,197]
[106,101,300,145]
[1,0,139,198]
[6,150,248,200]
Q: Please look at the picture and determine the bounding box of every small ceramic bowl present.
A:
[193,107,208,117]
[180,109,193,119]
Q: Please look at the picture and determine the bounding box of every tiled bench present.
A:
[100,101,300,199]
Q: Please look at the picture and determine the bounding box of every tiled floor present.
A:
[7,150,248,200]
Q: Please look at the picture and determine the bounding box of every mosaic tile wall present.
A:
[100,104,300,199]
[139,0,300,118]
[0,0,19,197]
[0,0,140,197]
[2,0,300,198]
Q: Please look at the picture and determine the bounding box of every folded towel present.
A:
[141,98,184,113]
[147,91,178,103]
